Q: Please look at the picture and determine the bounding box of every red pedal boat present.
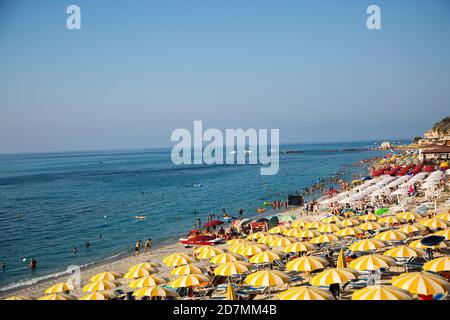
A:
[179,230,223,246]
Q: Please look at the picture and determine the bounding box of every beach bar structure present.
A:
[420,145,450,163]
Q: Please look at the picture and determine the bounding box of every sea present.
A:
[0,141,401,290]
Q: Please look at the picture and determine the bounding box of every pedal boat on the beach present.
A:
[179,230,223,246]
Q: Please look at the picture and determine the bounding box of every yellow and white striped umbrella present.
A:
[337,248,346,268]
[348,254,395,271]
[321,216,342,224]
[378,216,405,225]
[170,264,205,275]
[268,225,288,234]
[423,256,450,272]
[279,286,334,300]
[283,241,315,254]
[359,221,382,231]
[310,234,339,244]
[358,214,378,221]
[229,242,248,254]
[318,224,341,233]
[349,239,386,252]
[4,295,34,300]
[335,227,363,237]
[227,238,246,245]
[226,282,237,300]
[237,243,268,257]
[398,224,424,234]
[305,221,324,230]
[129,262,161,272]
[408,239,447,250]
[44,282,75,294]
[90,271,122,282]
[38,293,76,300]
[128,275,168,288]
[420,218,449,230]
[391,272,450,295]
[383,246,426,258]
[163,253,197,267]
[436,213,450,222]
[249,250,284,264]
[133,285,179,298]
[340,218,360,227]
[82,279,120,292]
[297,230,321,239]
[396,212,420,222]
[123,266,157,279]
[214,261,251,276]
[352,285,412,300]
[292,219,309,229]
[283,228,304,238]
[433,228,450,240]
[309,268,358,286]
[246,232,267,241]
[286,256,328,272]
[195,246,224,259]
[258,234,281,245]
[210,252,244,264]
[79,291,118,300]
[168,274,210,288]
[269,237,294,248]
[244,270,291,287]
[374,230,407,241]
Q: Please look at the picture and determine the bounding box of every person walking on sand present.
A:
[144,238,152,252]
[134,240,141,257]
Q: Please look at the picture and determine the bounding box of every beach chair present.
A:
[195,288,216,299]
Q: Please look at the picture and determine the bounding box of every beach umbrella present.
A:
[213,261,251,276]
[309,268,358,286]
[436,213,450,222]
[408,239,447,250]
[374,230,407,241]
[352,286,412,300]
[268,225,288,234]
[340,218,360,227]
[90,271,122,282]
[204,220,224,227]
[358,214,379,221]
[297,230,320,239]
[420,218,449,230]
[258,234,281,245]
[79,290,118,300]
[133,285,179,298]
[227,238,246,245]
[433,228,450,240]
[292,219,309,229]
[283,228,304,237]
[237,243,268,257]
[3,295,34,300]
[423,256,450,272]
[310,234,339,244]
[44,282,75,294]
[391,272,450,295]
[286,256,328,272]
[168,274,210,288]
[321,216,342,224]
[195,246,224,259]
[210,252,243,264]
[128,275,168,288]
[82,279,120,292]
[337,248,346,268]
[278,286,334,300]
[163,253,196,267]
[349,239,386,252]
[359,221,382,231]
[246,232,266,241]
[170,264,205,276]
[378,216,405,225]
[396,212,421,222]
[249,250,284,264]
[129,262,161,271]
[229,242,248,254]
[383,246,426,258]
[244,270,291,287]
[269,237,294,248]
[282,241,315,254]
[38,293,76,300]
[348,254,395,271]
[318,224,341,233]
[398,224,425,234]
[123,266,158,279]
[226,282,237,300]
[375,208,389,215]
[305,221,324,230]
[335,227,363,237]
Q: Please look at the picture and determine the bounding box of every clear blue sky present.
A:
[1,0,449,153]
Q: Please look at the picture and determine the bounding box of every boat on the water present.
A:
[179,230,223,246]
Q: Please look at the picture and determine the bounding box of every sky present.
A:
[0,0,449,153]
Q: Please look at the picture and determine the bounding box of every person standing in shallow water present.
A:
[144,239,152,252]
[29,258,37,270]
[134,240,141,257]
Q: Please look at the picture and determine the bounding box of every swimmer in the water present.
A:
[1,262,6,271]
[29,258,37,270]
[72,246,77,254]
[85,241,90,248]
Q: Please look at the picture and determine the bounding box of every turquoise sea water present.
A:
[0,142,396,290]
